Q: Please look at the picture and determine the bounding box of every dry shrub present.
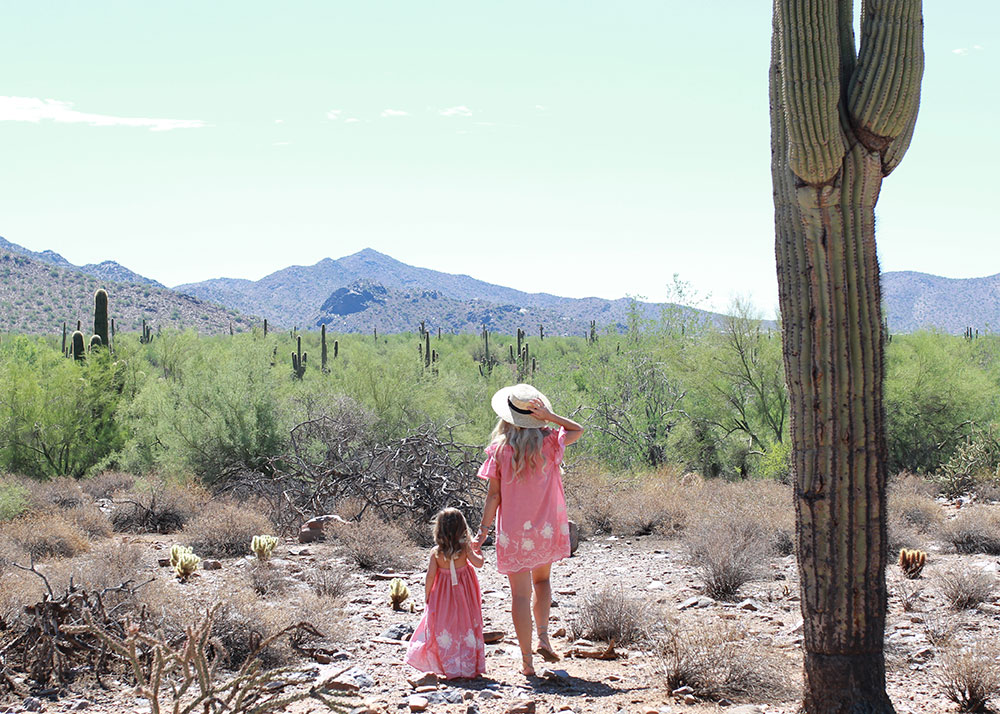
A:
[331,514,414,572]
[887,508,925,554]
[69,539,147,591]
[28,478,87,510]
[924,614,957,648]
[0,567,46,630]
[655,621,785,701]
[306,564,353,600]
[111,480,205,534]
[889,490,944,535]
[181,500,272,558]
[0,533,30,575]
[683,481,791,600]
[568,584,652,646]
[936,567,997,610]
[613,469,701,538]
[0,513,88,561]
[562,462,622,535]
[63,502,113,538]
[891,472,939,498]
[247,561,289,597]
[942,506,1000,554]
[938,643,1000,712]
[80,471,136,500]
[889,571,924,612]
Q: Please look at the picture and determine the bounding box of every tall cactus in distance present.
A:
[93,289,109,349]
[321,324,328,372]
[70,330,85,361]
[770,1,923,712]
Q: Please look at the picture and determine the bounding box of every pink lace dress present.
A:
[477,427,572,574]
[404,555,486,679]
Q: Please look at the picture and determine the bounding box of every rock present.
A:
[407,672,439,689]
[683,694,697,705]
[466,704,480,714]
[553,627,566,637]
[349,708,379,714]
[483,630,505,644]
[479,690,501,699]
[678,596,712,610]
[506,700,536,714]
[443,690,465,703]
[157,557,171,567]
[408,695,429,712]
[202,559,222,570]
[736,599,761,611]
[541,668,570,681]
[646,580,665,591]
[415,685,438,694]
[641,708,659,714]
[568,520,580,555]
[298,526,324,543]
[322,666,373,691]
[671,686,694,696]
[382,623,415,640]
[69,701,91,711]
[22,698,44,712]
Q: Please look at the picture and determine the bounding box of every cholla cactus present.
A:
[251,534,278,561]
[171,546,200,581]
[389,578,410,610]
[898,548,927,579]
[170,544,194,568]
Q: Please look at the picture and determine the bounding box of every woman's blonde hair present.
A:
[433,508,471,559]
[489,419,545,478]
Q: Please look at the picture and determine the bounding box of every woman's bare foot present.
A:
[536,633,560,662]
[521,653,535,676]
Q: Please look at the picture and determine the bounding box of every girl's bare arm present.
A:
[424,550,439,602]
[466,541,485,568]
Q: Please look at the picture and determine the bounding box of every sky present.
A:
[0,1,996,318]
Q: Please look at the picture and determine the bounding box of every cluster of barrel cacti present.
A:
[898,548,927,579]
[170,544,201,582]
[251,534,278,561]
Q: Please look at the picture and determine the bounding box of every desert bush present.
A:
[563,463,621,535]
[182,500,272,558]
[613,469,700,537]
[81,471,136,500]
[63,502,113,538]
[924,614,957,648]
[247,560,288,597]
[889,489,944,534]
[0,513,88,561]
[887,508,925,554]
[936,567,997,610]
[654,621,784,701]
[888,571,924,612]
[306,564,353,600]
[0,478,29,522]
[938,643,1000,712]
[71,539,146,588]
[110,479,204,534]
[942,506,1000,554]
[568,584,651,646]
[29,477,87,510]
[937,427,1000,499]
[331,515,414,572]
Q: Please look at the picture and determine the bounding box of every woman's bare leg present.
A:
[531,564,559,661]
[507,571,535,675]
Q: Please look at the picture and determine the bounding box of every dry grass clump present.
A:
[110,479,205,534]
[889,489,944,535]
[942,506,1000,554]
[568,584,652,646]
[654,621,785,701]
[936,567,998,610]
[80,471,136,500]
[63,502,113,538]
[306,564,353,600]
[613,470,701,538]
[0,513,88,561]
[28,477,87,510]
[889,571,924,612]
[562,462,623,535]
[181,500,272,558]
[69,539,147,591]
[924,614,957,648]
[247,561,289,597]
[938,643,1000,712]
[331,515,414,572]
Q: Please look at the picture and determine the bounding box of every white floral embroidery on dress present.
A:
[497,532,510,547]
[523,521,533,530]
[464,629,477,648]
[437,629,452,650]
[560,522,570,535]
[540,523,553,539]
[522,538,535,552]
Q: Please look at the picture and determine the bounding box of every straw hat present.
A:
[491,384,552,429]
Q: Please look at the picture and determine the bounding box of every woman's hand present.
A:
[528,398,555,422]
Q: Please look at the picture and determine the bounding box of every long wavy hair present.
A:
[489,419,545,478]
[433,507,472,559]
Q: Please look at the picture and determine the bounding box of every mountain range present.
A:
[0,235,997,336]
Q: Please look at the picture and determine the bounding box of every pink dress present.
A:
[404,555,486,679]
[477,427,572,574]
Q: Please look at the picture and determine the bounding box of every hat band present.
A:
[507,398,534,415]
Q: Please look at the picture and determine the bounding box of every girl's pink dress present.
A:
[477,426,572,574]
[404,556,486,679]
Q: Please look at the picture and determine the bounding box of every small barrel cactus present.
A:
[898,548,927,579]
[251,534,278,561]
[389,578,410,610]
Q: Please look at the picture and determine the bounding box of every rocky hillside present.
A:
[882,271,1000,334]
[0,236,164,288]
[0,248,254,336]
[179,249,720,335]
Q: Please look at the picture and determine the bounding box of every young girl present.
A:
[404,507,486,679]
[474,384,584,676]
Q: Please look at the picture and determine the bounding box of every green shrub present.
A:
[0,479,29,522]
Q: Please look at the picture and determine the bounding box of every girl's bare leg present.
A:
[531,563,559,661]
[508,571,535,675]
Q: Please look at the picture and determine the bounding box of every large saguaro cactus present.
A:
[770,1,923,712]
[93,289,109,349]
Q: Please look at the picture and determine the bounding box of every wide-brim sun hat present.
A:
[491,384,552,429]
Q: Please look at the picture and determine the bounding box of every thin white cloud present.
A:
[344,118,360,123]
[535,104,546,110]
[326,109,342,120]
[440,105,472,117]
[952,45,985,56]
[380,109,409,118]
[0,96,206,131]
[274,119,284,124]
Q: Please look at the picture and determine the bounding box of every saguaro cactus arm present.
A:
[776,0,846,184]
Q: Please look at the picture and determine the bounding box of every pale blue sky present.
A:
[0,1,995,317]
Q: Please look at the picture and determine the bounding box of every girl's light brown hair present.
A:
[433,507,471,559]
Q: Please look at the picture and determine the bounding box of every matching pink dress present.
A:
[477,427,572,574]
[404,554,486,679]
